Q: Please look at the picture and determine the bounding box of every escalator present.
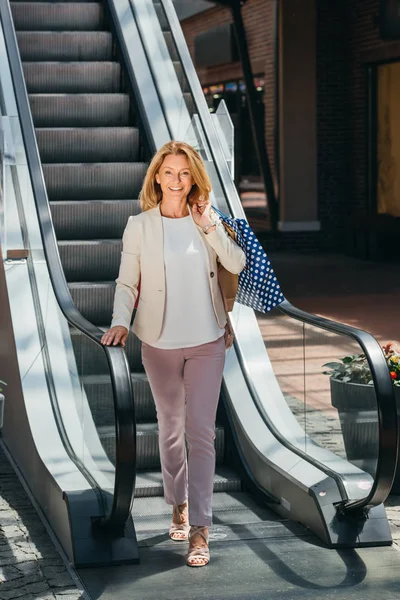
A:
[0,0,398,585]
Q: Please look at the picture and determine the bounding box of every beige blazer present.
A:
[111,203,246,344]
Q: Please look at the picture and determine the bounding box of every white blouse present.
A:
[148,215,224,349]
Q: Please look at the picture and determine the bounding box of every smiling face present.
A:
[155,153,194,204]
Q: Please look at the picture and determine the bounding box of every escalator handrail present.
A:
[158,0,399,512]
[0,0,136,533]
[279,300,398,511]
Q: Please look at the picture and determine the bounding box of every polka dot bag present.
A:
[212,206,285,313]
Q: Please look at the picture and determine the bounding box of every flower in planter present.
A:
[384,343,400,387]
[0,380,6,394]
[323,342,400,388]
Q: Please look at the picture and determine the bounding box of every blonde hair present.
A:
[139,141,212,212]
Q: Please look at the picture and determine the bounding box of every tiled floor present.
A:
[0,443,84,599]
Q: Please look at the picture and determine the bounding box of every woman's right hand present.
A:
[101,326,129,347]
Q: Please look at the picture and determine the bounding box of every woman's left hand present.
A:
[191,201,215,230]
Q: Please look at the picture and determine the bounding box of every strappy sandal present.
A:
[169,503,190,542]
[186,526,210,567]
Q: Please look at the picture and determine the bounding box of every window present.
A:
[377,61,400,217]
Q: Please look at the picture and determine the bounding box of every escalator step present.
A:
[59,240,122,281]
[43,162,147,200]
[36,127,140,163]
[70,326,143,374]
[29,94,131,128]
[16,32,112,62]
[23,62,121,94]
[134,467,242,498]
[69,281,115,325]
[99,422,226,469]
[51,199,140,240]
[81,372,156,425]
[10,2,104,31]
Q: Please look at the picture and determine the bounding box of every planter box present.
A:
[330,377,400,493]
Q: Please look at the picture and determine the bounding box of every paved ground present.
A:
[0,443,84,600]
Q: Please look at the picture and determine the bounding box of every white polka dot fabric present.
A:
[213,206,285,313]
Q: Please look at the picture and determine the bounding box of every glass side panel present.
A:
[183,114,232,215]
[1,115,115,494]
[213,99,235,179]
[70,323,115,491]
[258,308,381,501]
[260,310,307,453]
[304,323,379,487]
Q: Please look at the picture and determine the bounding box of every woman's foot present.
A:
[186,526,210,567]
[169,502,190,541]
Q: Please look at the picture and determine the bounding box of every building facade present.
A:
[178,0,400,258]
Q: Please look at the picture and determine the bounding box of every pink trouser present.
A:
[141,335,226,527]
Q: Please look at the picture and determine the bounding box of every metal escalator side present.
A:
[0,0,138,567]
[122,0,398,546]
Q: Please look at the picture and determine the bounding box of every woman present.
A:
[101,141,246,567]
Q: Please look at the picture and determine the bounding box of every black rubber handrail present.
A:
[158,0,399,512]
[0,0,136,534]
